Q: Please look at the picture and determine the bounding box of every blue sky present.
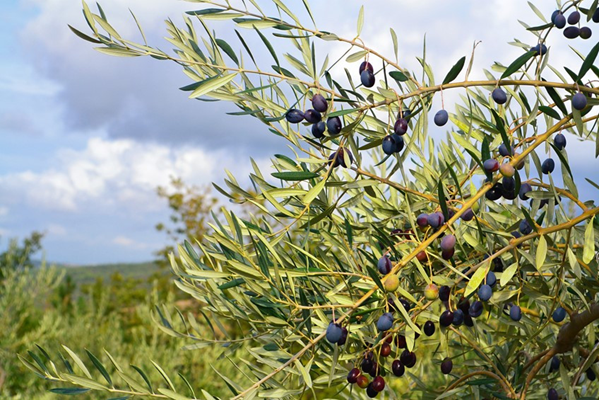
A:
[1,0,598,265]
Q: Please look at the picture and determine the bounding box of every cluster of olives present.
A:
[285,94,342,138]
[551,8,599,39]
[285,94,355,169]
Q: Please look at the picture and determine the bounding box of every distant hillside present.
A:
[54,261,165,287]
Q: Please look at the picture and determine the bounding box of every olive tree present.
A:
[22,0,599,399]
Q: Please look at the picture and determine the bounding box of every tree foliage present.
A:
[22,0,599,399]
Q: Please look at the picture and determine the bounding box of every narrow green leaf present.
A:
[50,388,91,395]
[500,263,518,287]
[85,350,112,386]
[583,217,596,263]
[544,83,568,115]
[389,70,408,82]
[465,261,489,297]
[95,47,140,57]
[254,28,279,67]
[578,41,599,80]
[442,56,465,84]
[501,50,535,79]
[536,235,547,271]
[357,6,364,36]
[303,179,326,205]
[130,365,153,393]
[328,108,359,117]
[438,182,448,220]
[68,24,101,43]
[539,105,561,119]
[216,38,239,64]
[271,171,319,181]
[528,1,547,22]
[62,345,92,379]
[189,73,237,99]
[158,388,191,400]
[390,28,398,60]
[186,8,224,16]
[346,50,368,63]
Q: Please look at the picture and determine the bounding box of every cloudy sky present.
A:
[1,0,598,265]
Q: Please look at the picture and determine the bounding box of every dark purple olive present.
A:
[469,301,483,318]
[580,26,593,39]
[531,43,548,56]
[371,376,385,392]
[485,183,503,201]
[391,134,405,153]
[542,158,555,174]
[312,121,325,138]
[549,356,560,372]
[452,309,464,326]
[395,334,407,349]
[326,322,343,343]
[486,271,497,287]
[394,118,408,135]
[439,310,454,327]
[382,135,397,155]
[400,349,416,368]
[427,212,445,228]
[461,208,474,221]
[434,110,449,126]
[359,61,374,74]
[478,285,492,302]
[286,109,304,123]
[594,8,599,23]
[377,256,392,275]
[424,320,435,336]
[568,11,580,25]
[326,116,342,135]
[548,388,558,400]
[519,219,533,235]
[564,26,580,39]
[492,88,507,104]
[572,92,587,110]
[366,383,378,398]
[441,357,453,374]
[554,12,566,28]
[347,367,361,383]
[304,109,321,124]
[510,305,522,321]
[311,94,328,112]
[439,285,450,302]
[417,213,429,227]
[587,368,596,381]
[553,307,566,323]
[498,143,513,157]
[440,235,456,251]
[361,357,374,373]
[392,359,405,377]
[554,133,566,150]
[337,327,348,345]
[483,159,499,173]
[519,182,532,200]
[361,70,376,88]
[442,248,455,260]
[463,314,474,327]
[328,148,353,168]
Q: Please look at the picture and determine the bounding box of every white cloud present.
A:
[113,235,147,249]
[0,136,268,213]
